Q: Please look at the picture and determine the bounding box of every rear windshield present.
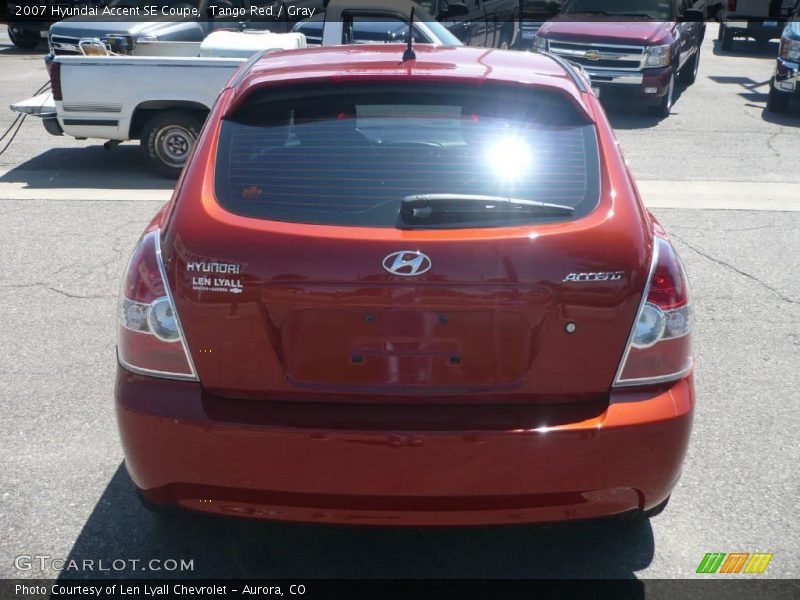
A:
[215,83,600,229]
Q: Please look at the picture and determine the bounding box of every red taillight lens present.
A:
[614,236,692,387]
[117,230,196,380]
[50,62,62,102]
[727,0,737,12]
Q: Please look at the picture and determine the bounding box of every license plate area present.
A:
[283,308,531,388]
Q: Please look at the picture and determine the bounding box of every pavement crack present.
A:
[44,285,116,300]
[766,132,781,158]
[0,281,115,299]
[671,234,800,306]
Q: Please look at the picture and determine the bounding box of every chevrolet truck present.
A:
[534,0,707,117]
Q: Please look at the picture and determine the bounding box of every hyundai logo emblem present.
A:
[382,251,432,277]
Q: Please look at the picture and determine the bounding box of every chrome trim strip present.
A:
[550,40,646,50]
[118,352,199,382]
[154,229,199,381]
[612,361,694,388]
[63,103,123,113]
[612,235,659,387]
[548,39,646,71]
[584,70,645,85]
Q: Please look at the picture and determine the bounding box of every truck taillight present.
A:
[50,61,62,101]
[117,230,197,380]
[614,236,692,388]
[727,0,737,12]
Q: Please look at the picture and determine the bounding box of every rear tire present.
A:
[767,80,790,113]
[140,111,203,179]
[720,25,734,52]
[498,29,513,50]
[8,29,39,50]
[679,49,700,85]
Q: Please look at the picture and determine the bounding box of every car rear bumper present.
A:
[116,365,694,526]
[774,57,800,94]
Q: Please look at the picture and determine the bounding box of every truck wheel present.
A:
[720,25,734,52]
[679,49,700,85]
[8,28,39,50]
[767,80,790,113]
[141,111,202,179]
[650,72,675,118]
[498,29,513,50]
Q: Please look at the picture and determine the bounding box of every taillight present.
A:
[614,235,692,387]
[727,0,737,12]
[117,230,197,380]
[50,61,62,102]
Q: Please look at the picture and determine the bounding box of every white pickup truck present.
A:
[10,0,459,177]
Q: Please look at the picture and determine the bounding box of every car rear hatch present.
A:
[162,80,651,404]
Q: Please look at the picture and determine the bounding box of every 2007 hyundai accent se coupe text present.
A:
[115,43,694,526]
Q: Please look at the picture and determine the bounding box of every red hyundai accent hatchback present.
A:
[116,44,694,525]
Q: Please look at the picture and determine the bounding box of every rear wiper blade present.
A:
[564,10,612,16]
[610,12,656,19]
[402,194,574,217]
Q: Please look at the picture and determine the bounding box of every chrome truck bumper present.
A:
[774,57,800,94]
[582,69,644,86]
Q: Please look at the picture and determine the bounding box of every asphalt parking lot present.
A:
[0,23,799,580]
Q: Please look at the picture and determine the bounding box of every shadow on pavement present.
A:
[0,146,174,190]
[760,102,800,125]
[0,45,47,56]
[708,74,771,103]
[708,75,800,123]
[59,464,654,581]
[603,84,688,130]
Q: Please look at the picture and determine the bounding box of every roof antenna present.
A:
[402,7,416,62]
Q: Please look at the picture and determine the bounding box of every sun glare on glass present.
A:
[486,137,533,181]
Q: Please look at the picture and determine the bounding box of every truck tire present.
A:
[679,49,700,85]
[140,111,203,178]
[8,28,39,50]
[650,72,675,118]
[767,80,790,113]
[720,25,734,52]
[498,28,513,50]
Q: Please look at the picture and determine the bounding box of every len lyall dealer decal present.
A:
[187,261,243,294]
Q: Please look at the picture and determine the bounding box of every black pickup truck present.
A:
[6,0,101,49]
